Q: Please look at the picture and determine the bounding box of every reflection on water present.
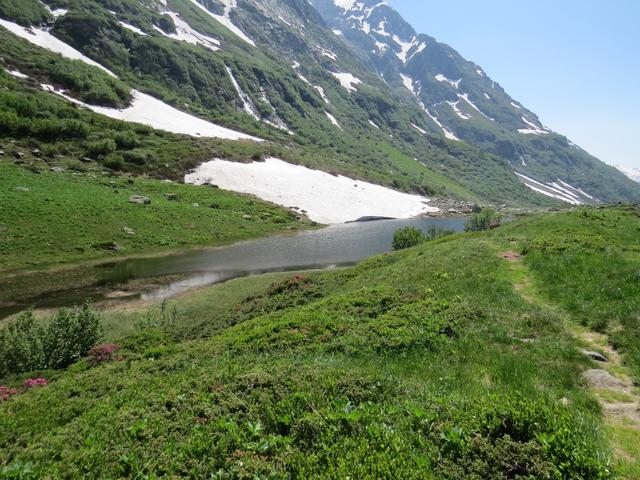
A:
[117,216,466,300]
[4,217,467,315]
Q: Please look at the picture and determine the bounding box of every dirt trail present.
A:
[499,251,640,474]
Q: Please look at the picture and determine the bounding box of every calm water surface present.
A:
[3,217,466,315]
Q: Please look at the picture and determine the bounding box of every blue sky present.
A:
[389,0,640,169]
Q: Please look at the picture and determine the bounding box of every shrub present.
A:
[103,152,124,171]
[86,138,117,156]
[0,310,46,376]
[424,225,456,241]
[0,303,103,375]
[45,303,103,369]
[464,208,502,232]
[392,226,425,250]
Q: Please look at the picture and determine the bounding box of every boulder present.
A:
[581,349,608,362]
[165,193,179,201]
[92,241,122,252]
[582,369,626,389]
[51,167,65,173]
[123,227,136,235]
[129,195,151,205]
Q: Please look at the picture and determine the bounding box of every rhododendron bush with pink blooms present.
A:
[0,303,103,376]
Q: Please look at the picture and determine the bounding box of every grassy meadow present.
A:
[1,207,639,478]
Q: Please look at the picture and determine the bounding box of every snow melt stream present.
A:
[185,158,439,224]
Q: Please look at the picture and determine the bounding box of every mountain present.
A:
[310,0,640,204]
[0,0,638,208]
[617,165,640,183]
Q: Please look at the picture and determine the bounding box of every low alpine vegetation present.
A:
[0,303,102,376]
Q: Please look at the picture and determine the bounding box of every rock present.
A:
[192,203,200,208]
[581,349,608,362]
[242,214,252,220]
[582,369,626,389]
[123,226,136,235]
[81,157,93,163]
[51,167,65,173]
[129,195,151,205]
[13,151,24,159]
[0,150,5,156]
[165,193,178,201]
[13,186,29,192]
[471,204,482,213]
[31,149,41,156]
[92,241,122,252]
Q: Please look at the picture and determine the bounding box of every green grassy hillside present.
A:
[2,207,639,478]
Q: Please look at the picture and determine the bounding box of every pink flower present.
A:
[89,344,121,364]
[0,385,19,401]
[24,378,48,389]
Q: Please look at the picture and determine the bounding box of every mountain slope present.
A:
[0,0,637,208]
[310,0,640,204]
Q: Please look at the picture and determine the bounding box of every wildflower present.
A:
[0,385,18,401]
[89,343,121,364]
[24,378,48,389]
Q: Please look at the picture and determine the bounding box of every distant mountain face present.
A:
[617,166,640,183]
[309,0,640,204]
[0,0,638,206]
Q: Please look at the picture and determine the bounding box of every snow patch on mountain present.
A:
[518,116,549,135]
[331,72,361,92]
[515,173,594,204]
[4,68,29,79]
[458,93,493,121]
[410,123,427,134]
[315,86,330,104]
[188,0,255,47]
[154,11,220,51]
[447,101,470,120]
[616,165,640,183]
[185,157,438,224]
[434,74,460,89]
[0,18,116,76]
[42,83,260,141]
[225,66,259,120]
[325,111,342,129]
[119,21,147,36]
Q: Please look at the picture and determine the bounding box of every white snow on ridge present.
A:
[188,0,255,47]
[447,101,470,120]
[0,18,116,77]
[331,72,361,92]
[155,11,220,51]
[392,35,426,63]
[425,109,459,141]
[333,0,357,10]
[5,68,29,79]
[315,86,329,104]
[119,21,147,36]
[325,111,342,129]
[41,3,67,18]
[434,74,461,89]
[410,123,427,134]
[515,172,594,205]
[368,120,380,129]
[185,157,439,224]
[518,116,548,135]
[225,66,259,120]
[458,93,493,121]
[45,85,261,141]
[616,165,640,183]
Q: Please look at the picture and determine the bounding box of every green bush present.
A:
[103,152,124,171]
[424,225,456,241]
[464,208,502,232]
[392,226,425,250]
[44,304,103,369]
[86,138,117,156]
[0,304,103,375]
